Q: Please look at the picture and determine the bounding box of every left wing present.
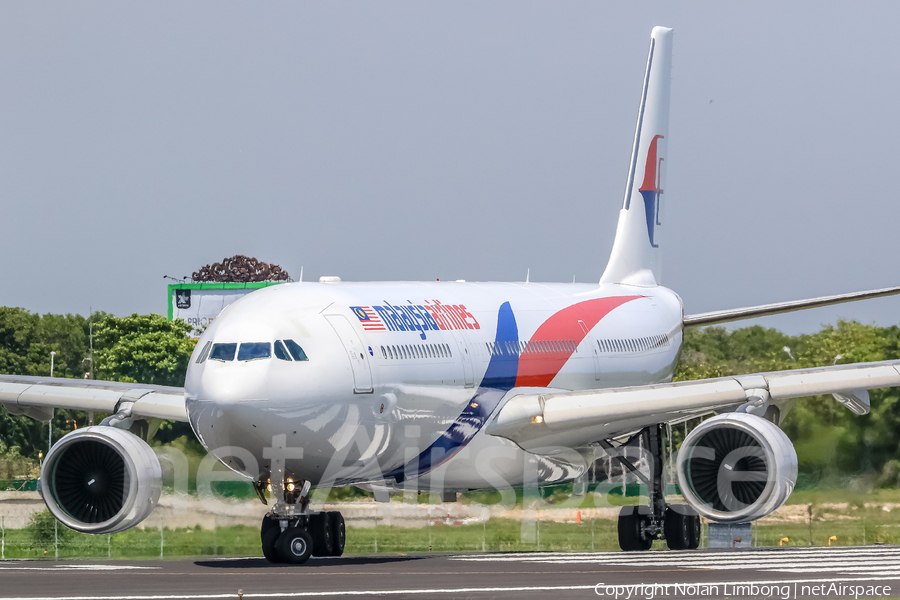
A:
[486,360,900,452]
[683,285,900,327]
[0,374,187,422]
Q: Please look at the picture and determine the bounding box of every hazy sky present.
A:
[2,2,899,335]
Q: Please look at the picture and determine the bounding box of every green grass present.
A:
[4,508,900,560]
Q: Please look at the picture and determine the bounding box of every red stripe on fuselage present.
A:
[514,296,642,388]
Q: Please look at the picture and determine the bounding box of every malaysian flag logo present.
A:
[351,306,386,331]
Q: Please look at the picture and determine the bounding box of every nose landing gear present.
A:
[259,479,347,565]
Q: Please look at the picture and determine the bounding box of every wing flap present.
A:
[487,360,900,452]
[0,375,187,422]
[765,364,900,399]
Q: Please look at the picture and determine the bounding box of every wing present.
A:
[0,374,187,422]
[683,285,900,327]
[486,360,900,452]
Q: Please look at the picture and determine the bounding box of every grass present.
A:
[3,505,900,560]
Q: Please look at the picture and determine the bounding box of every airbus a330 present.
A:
[3,26,900,563]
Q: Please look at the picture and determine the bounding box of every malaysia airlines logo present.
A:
[351,301,480,340]
[639,134,664,248]
[351,306,386,331]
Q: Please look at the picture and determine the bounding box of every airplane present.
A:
[3,26,900,564]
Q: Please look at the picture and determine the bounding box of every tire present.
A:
[688,513,701,550]
[310,514,334,557]
[262,526,282,563]
[618,506,651,551]
[261,513,279,543]
[276,526,313,565]
[329,511,346,557]
[664,507,689,550]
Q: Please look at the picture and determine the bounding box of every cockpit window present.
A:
[209,343,237,361]
[238,342,272,361]
[274,340,292,361]
[196,341,212,364]
[283,339,309,361]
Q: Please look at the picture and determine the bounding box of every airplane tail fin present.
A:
[600,26,673,287]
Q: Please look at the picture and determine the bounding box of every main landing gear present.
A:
[259,478,346,564]
[602,425,701,551]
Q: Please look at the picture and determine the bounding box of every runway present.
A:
[1,546,898,599]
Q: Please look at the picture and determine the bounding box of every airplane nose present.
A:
[186,366,271,474]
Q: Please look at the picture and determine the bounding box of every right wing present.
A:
[486,360,900,452]
[0,374,187,422]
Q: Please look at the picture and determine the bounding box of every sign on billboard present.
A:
[167,282,283,337]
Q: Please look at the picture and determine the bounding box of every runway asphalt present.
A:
[1,546,899,599]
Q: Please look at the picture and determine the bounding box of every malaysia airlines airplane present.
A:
[4,26,900,563]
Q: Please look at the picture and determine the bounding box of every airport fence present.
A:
[2,493,900,559]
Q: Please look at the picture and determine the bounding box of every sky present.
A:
[2,2,899,335]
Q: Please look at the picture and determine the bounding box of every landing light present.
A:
[531,415,544,424]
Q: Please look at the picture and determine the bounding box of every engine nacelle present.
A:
[677,413,797,522]
[40,426,162,534]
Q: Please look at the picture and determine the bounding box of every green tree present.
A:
[93,314,195,386]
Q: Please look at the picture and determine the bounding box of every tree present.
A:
[0,309,196,459]
[93,314,195,386]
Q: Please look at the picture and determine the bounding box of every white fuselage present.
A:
[184,280,683,491]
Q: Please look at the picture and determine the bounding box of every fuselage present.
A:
[184,280,684,491]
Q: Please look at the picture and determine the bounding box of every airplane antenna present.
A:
[573,275,576,283]
[299,266,303,284]
[526,268,530,284]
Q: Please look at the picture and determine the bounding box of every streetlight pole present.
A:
[50,351,55,377]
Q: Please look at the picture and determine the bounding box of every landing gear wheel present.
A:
[687,512,701,550]
[618,506,652,551]
[262,526,282,563]
[276,526,314,565]
[310,514,334,557]
[261,513,279,542]
[328,511,346,557]
[664,506,690,550]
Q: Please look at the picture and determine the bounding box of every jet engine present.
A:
[676,413,797,522]
[40,426,162,534]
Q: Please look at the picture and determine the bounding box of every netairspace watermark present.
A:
[593,582,893,599]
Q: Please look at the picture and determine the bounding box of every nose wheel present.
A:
[260,511,346,564]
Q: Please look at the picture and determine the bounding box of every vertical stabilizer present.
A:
[600,26,672,287]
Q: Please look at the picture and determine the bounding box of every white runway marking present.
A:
[0,564,159,572]
[4,576,900,600]
[453,545,900,577]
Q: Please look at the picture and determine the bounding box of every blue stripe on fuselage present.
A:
[387,302,519,483]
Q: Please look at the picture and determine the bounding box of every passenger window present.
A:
[283,339,309,361]
[210,343,237,361]
[196,341,212,363]
[446,343,452,357]
[381,346,387,359]
[238,342,271,361]
[389,346,395,359]
[274,340,292,361]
